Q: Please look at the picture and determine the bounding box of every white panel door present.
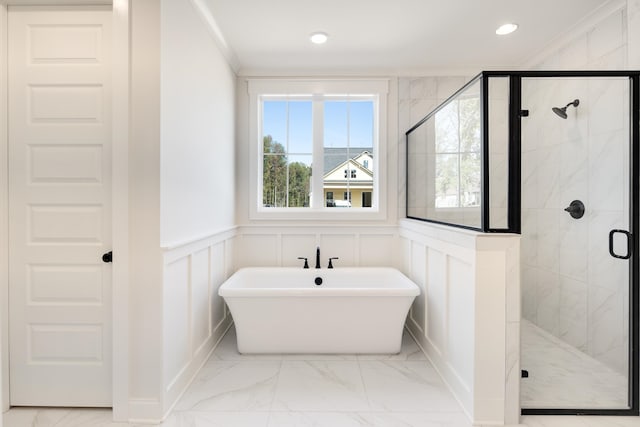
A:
[8,7,112,406]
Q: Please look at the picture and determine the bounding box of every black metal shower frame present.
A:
[405,70,640,416]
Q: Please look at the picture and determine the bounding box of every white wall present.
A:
[128,0,237,421]
[128,0,163,418]
[160,0,236,246]
[400,219,520,426]
[158,0,236,419]
[158,0,237,419]
[527,3,629,71]
[0,5,7,421]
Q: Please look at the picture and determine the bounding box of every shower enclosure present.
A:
[406,71,639,415]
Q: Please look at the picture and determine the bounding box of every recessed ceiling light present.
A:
[496,23,518,35]
[310,32,328,44]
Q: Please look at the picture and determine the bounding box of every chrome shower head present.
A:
[552,99,580,119]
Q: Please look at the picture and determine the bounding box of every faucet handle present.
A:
[328,257,339,269]
[297,257,309,269]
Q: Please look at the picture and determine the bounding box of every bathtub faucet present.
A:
[315,246,321,269]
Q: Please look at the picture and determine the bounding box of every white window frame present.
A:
[248,79,388,221]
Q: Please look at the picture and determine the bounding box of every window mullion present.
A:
[285,101,290,207]
[312,98,324,209]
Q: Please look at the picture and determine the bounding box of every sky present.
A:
[262,99,374,165]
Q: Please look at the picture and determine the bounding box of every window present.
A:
[262,100,312,207]
[434,93,481,208]
[249,79,388,220]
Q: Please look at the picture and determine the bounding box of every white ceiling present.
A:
[201,0,615,75]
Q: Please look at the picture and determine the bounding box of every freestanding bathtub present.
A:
[218,267,420,354]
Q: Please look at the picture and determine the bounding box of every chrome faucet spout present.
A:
[315,246,321,269]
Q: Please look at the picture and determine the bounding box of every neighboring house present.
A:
[323,148,373,207]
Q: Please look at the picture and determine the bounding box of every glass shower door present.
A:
[520,76,632,411]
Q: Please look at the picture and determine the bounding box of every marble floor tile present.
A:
[357,329,427,361]
[160,411,270,427]
[209,327,283,361]
[211,326,357,361]
[2,407,136,427]
[365,411,474,427]
[266,411,372,427]
[359,361,461,412]
[6,323,640,427]
[272,361,370,412]
[521,415,640,427]
[266,411,475,427]
[173,360,281,411]
[521,320,627,409]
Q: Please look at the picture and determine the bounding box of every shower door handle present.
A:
[609,229,632,260]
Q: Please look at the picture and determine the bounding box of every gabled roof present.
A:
[324,147,373,174]
[324,157,373,181]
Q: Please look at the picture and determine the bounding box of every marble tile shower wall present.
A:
[531,8,628,71]
[521,7,631,375]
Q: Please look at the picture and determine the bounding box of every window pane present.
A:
[459,97,481,153]
[488,77,509,229]
[323,99,375,209]
[262,100,313,208]
[460,152,481,207]
[324,101,348,147]
[288,101,312,154]
[349,101,373,148]
[435,102,460,153]
[407,79,481,229]
[287,155,312,207]
[263,154,287,207]
[435,153,459,208]
[263,101,287,146]
[259,95,377,212]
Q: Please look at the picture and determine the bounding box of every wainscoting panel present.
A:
[409,241,427,333]
[281,234,316,267]
[320,234,357,266]
[161,228,236,417]
[163,257,190,391]
[399,219,520,426]
[426,247,446,358]
[210,241,227,332]
[235,226,399,269]
[190,248,209,356]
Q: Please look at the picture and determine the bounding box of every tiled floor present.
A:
[520,320,628,409]
[163,326,471,426]
[3,326,472,427]
[4,325,640,427]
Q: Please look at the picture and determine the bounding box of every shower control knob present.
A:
[564,200,585,219]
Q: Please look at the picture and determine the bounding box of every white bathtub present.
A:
[218,267,420,354]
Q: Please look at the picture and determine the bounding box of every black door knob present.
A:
[564,200,585,219]
[102,251,113,263]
